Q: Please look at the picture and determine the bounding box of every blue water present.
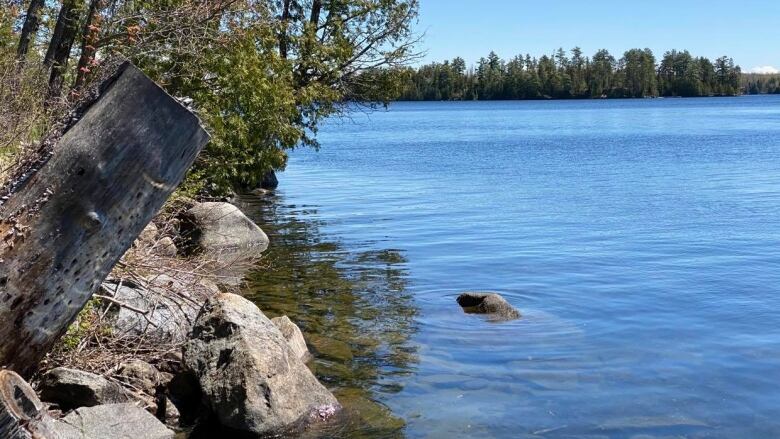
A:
[250,96,780,438]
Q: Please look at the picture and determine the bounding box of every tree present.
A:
[2,0,421,191]
[589,49,615,97]
[45,0,85,96]
[16,0,45,59]
[569,46,587,97]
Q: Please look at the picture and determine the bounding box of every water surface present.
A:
[242,96,780,438]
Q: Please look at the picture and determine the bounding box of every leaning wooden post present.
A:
[0,62,210,377]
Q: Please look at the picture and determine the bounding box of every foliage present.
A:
[58,298,106,352]
[5,0,419,191]
[0,1,20,49]
[0,47,55,179]
[401,48,744,101]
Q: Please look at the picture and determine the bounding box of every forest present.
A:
[400,48,779,101]
[742,73,780,95]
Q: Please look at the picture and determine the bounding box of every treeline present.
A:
[400,48,746,101]
[742,74,780,95]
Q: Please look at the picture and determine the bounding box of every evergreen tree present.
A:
[399,47,749,101]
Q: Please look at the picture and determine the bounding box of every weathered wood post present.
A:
[0,370,63,438]
[0,62,210,376]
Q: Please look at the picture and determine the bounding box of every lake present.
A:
[239,96,780,438]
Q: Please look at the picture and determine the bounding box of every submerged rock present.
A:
[272,315,312,362]
[181,202,269,259]
[183,293,340,436]
[39,368,131,411]
[60,403,174,439]
[456,292,520,321]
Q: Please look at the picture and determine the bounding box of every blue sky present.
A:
[414,0,780,73]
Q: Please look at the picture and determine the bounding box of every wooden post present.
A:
[0,62,210,377]
[0,370,63,438]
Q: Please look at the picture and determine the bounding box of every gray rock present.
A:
[184,293,340,436]
[135,223,159,248]
[250,187,272,196]
[457,292,521,321]
[60,403,174,439]
[159,397,181,426]
[116,360,163,394]
[272,315,311,362]
[105,275,200,342]
[181,202,269,260]
[39,368,131,411]
[152,236,177,257]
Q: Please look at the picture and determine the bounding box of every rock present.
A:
[272,315,312,362]
[60,403,175,439]
[116,360,163,394]
[105,275,200,342]
[198,278,221,294]
[260,170,279,190]
[158,351,185,374]
[184,293,340,436]
[152,236,177,257]
[250,187,272,196]
[135,223,159,247]
[181,202,269,259]
[157,397,180,426]
[456,292,521,321]
[39,368,131,411]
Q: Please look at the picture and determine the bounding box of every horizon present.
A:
[414,0,780,74]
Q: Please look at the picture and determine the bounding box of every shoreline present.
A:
[26,194,341,437]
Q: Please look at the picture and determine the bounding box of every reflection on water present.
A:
[236,194,419,439]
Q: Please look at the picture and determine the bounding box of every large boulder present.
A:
[272,315,311,362]
[457,292,521,321]
[181,202,269,259]
[59,403,174,439]
[183,293,340,436]
[39,368,131,411]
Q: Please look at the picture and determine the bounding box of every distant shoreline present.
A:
[393,92,780,103]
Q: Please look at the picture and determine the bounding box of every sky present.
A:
[414,0,780,73]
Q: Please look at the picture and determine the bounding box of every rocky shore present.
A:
[21,194,341,438]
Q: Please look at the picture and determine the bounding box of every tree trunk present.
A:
[16,0,46,59]
[0,62,210,378]
[309,0,322,25]
[44,0,84,97]
[73,0,102,90]
[279,0,292,59]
